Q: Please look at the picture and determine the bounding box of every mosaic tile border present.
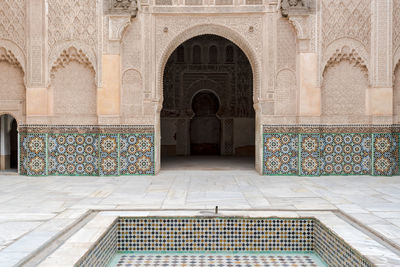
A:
[18,125,154,134]
[314,219,374,267]
[76,217,375,267]
[19,126,155,176]
[263,124,400,134]
[75,220,118,267]
[263,125,400,176]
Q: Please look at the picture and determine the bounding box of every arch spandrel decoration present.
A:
[156,23,262,107]
[0,39,26,78]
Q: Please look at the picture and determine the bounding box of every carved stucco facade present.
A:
[0,0,399,175]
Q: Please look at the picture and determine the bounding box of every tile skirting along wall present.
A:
[19,125,155,176]
[263,125,400,176]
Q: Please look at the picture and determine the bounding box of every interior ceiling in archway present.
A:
[161,34,254,118]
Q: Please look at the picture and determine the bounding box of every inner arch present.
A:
[161,34,255,170]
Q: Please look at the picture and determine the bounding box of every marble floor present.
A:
[0,159,400,266]
[108,253,325,267]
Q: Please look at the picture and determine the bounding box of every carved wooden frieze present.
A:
[281,0,313,17]
[105,0,138,17]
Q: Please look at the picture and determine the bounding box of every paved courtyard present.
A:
[0,161,400,265]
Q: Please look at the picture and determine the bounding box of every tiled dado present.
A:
[19,125,155,176]
[263,125,400,176]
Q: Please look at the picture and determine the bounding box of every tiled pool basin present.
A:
[75,217,374,267]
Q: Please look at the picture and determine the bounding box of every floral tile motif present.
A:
[263,134,298,175]
[373,134,399,176]
[300,134,320,176]
[99,135,119,176]
[320,134,371,175]
[20,134,47,176]
[48,134,98,176]
[119,134,154,175]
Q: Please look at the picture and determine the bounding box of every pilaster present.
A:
[369,0,393,117]
[26,0,48,118]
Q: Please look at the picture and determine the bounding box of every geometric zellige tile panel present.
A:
[118,218,314,252]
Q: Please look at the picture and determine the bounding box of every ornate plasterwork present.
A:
[322,40,369,84]
[50,47,95,79]
[49,43,97,83]
[322,0,371,52]
[0,0,26,50]
[0,48,22,69]
[48,0,97,49]
[0,40,26,85]
[394,0,400,67]
[155,17,263,105]
[105,0,138,17]
[323,45,368,76]
[281,0,313,17]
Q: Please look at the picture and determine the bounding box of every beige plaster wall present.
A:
[98,55,121,117]
[298,53,320,116]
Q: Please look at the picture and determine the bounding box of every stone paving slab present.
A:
[0,171,399,265]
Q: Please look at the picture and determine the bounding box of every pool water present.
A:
[108,252,328,267]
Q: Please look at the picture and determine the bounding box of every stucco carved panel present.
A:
[121,20,142,72]
[394,0,400,65]
[52,61,97,124]
[155,16,263,103]
[277,18,296,72]
[0,0,26,50]
[322,60,368,118]
[275,69,296,115]
[121,69,143,117]
[322,0,370,52]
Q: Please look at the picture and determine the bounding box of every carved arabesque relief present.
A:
[322,0,371,51]
[0,0,26,50]
[394,0,400,63]
[48,0,97,51]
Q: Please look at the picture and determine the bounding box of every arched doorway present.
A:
[0,114,18,173]
[161,34,255,169]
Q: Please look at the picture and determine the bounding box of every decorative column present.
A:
[0,116,10,170]
[368,0,392,118]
